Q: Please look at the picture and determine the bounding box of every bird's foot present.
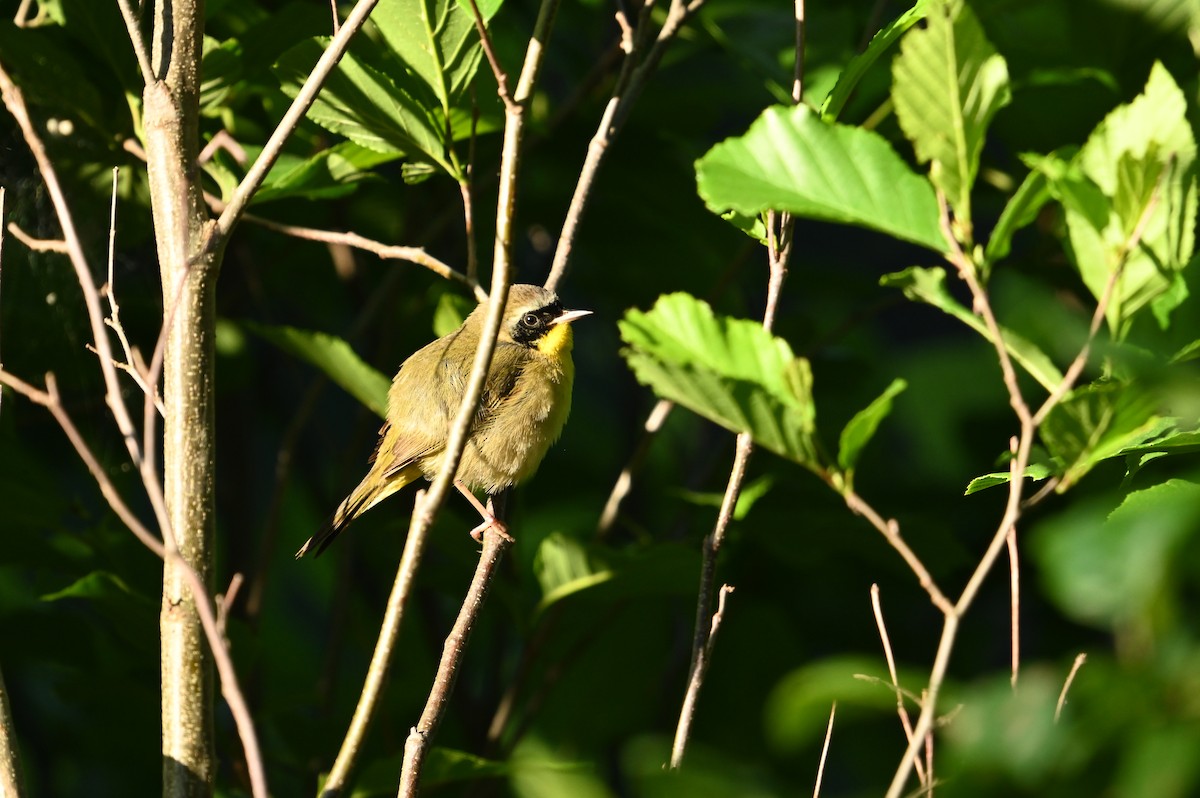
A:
[468,514,514,543]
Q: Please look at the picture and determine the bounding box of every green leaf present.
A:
[0,21,106,131]
[963,461,1054,495]
[41,571,153,607]
[881,266,1064,390]
[252,141,399,204]
[200,36,243,113]
[273,37,453,172]
[1040,380,1162,490]
[245,322,390,418]
[820,0,929,122]
[892,0,1011,226]
[837,378,907,480]
[532,533,613,614]
[984,167,1051,264]
[372,0,501,110]
[619,293,821,469]
[720,210,769,244]
[1050,63,1197,334]
[1034,480,1200,628]
[696,104,947,252]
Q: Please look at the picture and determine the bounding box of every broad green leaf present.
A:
[963,461,1054,495]
[274,37,453,173]
[881,267,1064,390]
[720,210,769,244]
[696,104,947,252]
[41,571,152,606]
[837,378,907,481]
[533,532,612,614]
[1040,381,1162,490]
[821,0,929,121]
[892,0,1011,226]
[1051,63,1197,334]
[619,293,821,468]
[200,36,242,113]
[245,322,390,418]
[252,141,399,204]
[1034,480,1200,627]
[372,0,501,110]
[984,167,1051,264]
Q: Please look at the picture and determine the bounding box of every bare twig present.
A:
[813,702,835,798]
[116,0,155,85]
[399,529,514,797]
[846,492,953,615]
[871,585,926,785]
[464,0,516,110]
[1055,653,1088,722]
[321,491,433,797]
[596,398,674,537]
[0,665,22,798]
[1006,527,1020,689]
[212,0,382,246]
[544,0,706,293]
[215,573,245,638]
[669,584,735,769]
[13,0,35,27]
[5,222,68,253]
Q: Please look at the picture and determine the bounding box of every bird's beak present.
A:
[549,309,592,326]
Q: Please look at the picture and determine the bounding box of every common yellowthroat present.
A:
[296,284,590,557]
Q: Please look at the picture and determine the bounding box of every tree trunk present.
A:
[145,1,223,795]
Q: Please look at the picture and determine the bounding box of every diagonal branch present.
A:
[211,0,382,247]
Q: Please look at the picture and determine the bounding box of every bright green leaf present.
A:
[619,293,822,469]
[1040,380,1162,490]
[532,532,613,615]
[372,0,501,110]
[696,104,948,252]
[252,141,399,204]
[892,0,1011,226]
[881,266,1064,390]
[984,167,1051,264]
[672,474,775,521]
[41,571,152,606]
[820,0,929,122]
[274,37,453,173]
[1049,63,1198,334]
[837,378,907,480]
[245,322,390,418]
[433,289,477,337]
[963,461,1054,495]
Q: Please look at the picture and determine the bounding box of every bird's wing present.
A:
[471,344,530,434]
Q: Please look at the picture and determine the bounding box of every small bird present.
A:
[296,284,590,558]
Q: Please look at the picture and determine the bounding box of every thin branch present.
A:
[116,0,156,85]
[813,702,835,798]
[212,0,382,247]
[596,398,674,537]
[322,491,433,797]
[1006,526,1019,689]
[0,665,22,798]
[871,584,927,786]
[1055,653,1088,723]
[544,0,705,293]
[5,222,68,253]
[399,529,514,797]
[669,584,734,769]
[464,0,515,110]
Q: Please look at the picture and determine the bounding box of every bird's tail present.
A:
[295,464,422,558]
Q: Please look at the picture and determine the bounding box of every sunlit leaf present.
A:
[963,461,1054,495]
[252,141,399,204]
[984,167,1051,265]
[892,0,1011,225]
[619,293,821,468]
[246,322,390,418]
[696,104,948,252]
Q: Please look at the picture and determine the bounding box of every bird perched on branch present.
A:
[297,284,590,558]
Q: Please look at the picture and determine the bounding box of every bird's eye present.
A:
[522,312,540,328]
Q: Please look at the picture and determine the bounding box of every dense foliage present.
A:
[2,0,1199,796]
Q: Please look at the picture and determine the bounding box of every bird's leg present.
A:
[454,479,513,542]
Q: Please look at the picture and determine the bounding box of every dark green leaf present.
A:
[245,322,390,418]
[696,104,948,252]
[837,378,906,484]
